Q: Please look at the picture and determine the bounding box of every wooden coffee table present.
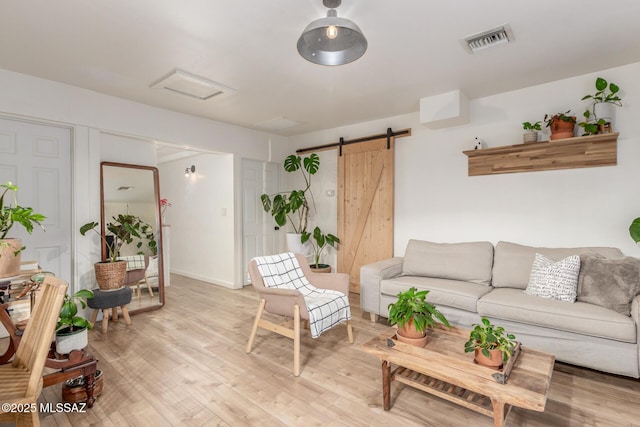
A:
[361,325,555,427]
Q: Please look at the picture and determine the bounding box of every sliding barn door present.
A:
[338,137,394,293]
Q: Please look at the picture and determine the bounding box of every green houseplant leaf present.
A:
[464,316,517,362]
[56,288,95,332]
[630,217,640,244]
[387,287,451,335]
[0,182,47,258]
[301,226,340,267]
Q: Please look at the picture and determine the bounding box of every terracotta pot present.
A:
[310,264,331,273]
[94,260,126,290]
[396,332,427,347]
[474,348,504,369]
[397,319,424,339]
[0,238,22,279]
[549,116,575,140]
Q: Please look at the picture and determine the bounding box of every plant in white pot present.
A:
[80,213,147,290]
[55,289,94,355]
[522,121,541,143]
[0,182,46,278]
[581,77,622,130]
[301,226,340,272]
[260,153,319,254]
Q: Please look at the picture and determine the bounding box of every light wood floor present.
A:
[31,274,640,426]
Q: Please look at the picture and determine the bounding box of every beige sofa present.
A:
[360,240,640,378]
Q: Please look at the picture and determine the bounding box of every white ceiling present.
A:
[2,1,640,137]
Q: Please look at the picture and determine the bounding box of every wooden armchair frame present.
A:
[246,253,353,376]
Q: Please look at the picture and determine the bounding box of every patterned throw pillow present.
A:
[525,253,581,302]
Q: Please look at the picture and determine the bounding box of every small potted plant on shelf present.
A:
[55,288,94,355]
[464,317,517,369]
[80,214,148,290]
[261,153,320,254]
[522,121,542,143]
[0,182,46,278]
[581,77,622,134]
[544,111,576,140]
[301,226,340,273]
[388,287,450,347]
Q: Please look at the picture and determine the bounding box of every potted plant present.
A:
[261,153,319,253]
[55,288,94,355]
[80,213,147,290]
[0,182,46,278]
[578,109,608,136]
[387,287,450,347]
[630,217,640,244]
[581,77,622,126]
[464,316,517,368]
[522,121,541,143]
[544,110,576,140]
[301,226,340,273]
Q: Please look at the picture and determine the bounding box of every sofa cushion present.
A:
[381,276,492,313]
[492,241,623,289]
[525,253,580,302]
[478,288,636,343]
[402,240,494,285]
[577,254,640,316]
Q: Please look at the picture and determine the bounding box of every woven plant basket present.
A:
[94,260,126,290]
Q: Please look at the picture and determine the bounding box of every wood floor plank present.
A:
[0,273,634,426]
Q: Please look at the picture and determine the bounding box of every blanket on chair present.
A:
[253,252,351,339]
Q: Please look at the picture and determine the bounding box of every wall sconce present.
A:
[185,165,195,177]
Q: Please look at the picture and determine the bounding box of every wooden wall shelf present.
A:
[463,133,618,176]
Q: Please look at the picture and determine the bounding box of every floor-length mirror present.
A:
[101,162,164,313]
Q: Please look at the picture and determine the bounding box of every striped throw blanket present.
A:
[253,252,351,339]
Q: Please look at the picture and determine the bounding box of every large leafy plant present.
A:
[0,181,46,256]
[261,153,319,234]
[301,226,340,268]
[80,214,152,262]
[56,289,94,332]
[464,317,517,362]
[579,77,622,135]
[387,287,450,334]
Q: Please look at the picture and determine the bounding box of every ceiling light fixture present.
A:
[185,165,195,177]
[297,0,367,66]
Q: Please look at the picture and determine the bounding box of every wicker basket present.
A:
[93,260,126,290]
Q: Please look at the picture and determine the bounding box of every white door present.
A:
[241,159,282,284]
[0,117,72,281]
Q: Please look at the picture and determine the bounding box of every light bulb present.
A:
[326,25,338,40]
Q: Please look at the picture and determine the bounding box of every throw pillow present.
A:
[525,253,581,302]
[577,254,640,316]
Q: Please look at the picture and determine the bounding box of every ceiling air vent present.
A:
[463,25,514,53]
[150,69,236,100]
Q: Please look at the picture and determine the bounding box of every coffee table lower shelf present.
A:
[386,364,512,422]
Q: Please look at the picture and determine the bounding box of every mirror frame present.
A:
[100,161,165,314]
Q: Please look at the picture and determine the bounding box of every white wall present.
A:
[0,68,287,290]
[158,153,236,287]
[289,62,640,258]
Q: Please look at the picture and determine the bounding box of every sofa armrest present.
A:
[360,257,404,318]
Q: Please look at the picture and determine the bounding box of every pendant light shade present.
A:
[297,0,367,66]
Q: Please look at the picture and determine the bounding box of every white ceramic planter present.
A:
[522,131,538,143]
[55,327,88,355]
[593,102,615,122]
[286,233,310,256]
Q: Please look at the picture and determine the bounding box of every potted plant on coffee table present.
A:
[388,287,450,347]
[301,226,340,273]
[544,110,576,140]
[0,182,46,278]
[55,288,94,355]
[464,316,517,369]
[260,153,319,254]
[80,214,146,290]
